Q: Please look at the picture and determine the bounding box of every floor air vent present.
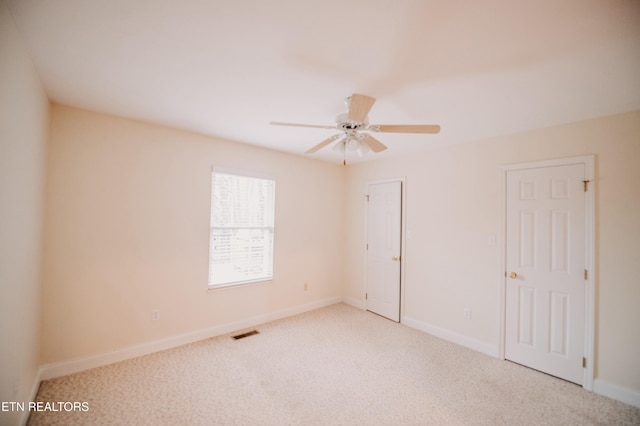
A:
[232,330,259,340]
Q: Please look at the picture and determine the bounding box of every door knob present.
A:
[392,256,399,261]
[509,272,518,279]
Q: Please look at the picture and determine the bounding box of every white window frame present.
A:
[208,168,276,289]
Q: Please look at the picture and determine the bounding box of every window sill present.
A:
[207,279,272,292]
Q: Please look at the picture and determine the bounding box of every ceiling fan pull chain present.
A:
[343,143,347,166]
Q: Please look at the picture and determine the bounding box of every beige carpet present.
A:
[29,303,640,425]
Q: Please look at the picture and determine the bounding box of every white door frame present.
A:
[498,155,595,390]
[364,177,407,323]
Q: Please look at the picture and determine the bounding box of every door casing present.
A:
[499,155,595,390]
[364,177,407,323]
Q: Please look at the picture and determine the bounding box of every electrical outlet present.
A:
[152,309,160,321]
[303,282,308,291]
[463,308,472,320]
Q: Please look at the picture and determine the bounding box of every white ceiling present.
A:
[6,0,640,164]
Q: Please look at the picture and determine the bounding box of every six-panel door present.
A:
[505,164,586,385]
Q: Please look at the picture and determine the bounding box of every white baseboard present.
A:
[402,316,499,358]
[18,371,42,426]
[39,296,342,381]
[594,379,640,409]
[341,296,365,310]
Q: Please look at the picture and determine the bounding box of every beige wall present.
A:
[344,111,640,394]
[0,1,49,424]
[41,105,345,364]
[38,106,640,400]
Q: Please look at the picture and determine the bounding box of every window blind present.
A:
[208,172,275,287]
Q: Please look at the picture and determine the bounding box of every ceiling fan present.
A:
[270,94,440,164]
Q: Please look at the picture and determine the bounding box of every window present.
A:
[208,171,275,288]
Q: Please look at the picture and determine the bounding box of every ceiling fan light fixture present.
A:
[356,140,371,157]
[346,137,360,152]
[332,138,346,153]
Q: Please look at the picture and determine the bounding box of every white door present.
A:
[366,181,402,322]
[505,164,586,384]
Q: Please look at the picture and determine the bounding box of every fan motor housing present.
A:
[336,113,368,131]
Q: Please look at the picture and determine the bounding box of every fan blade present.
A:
[270,121,336,130]
[371,124,441,134]
[305,134,342,154]
[348,94,376,122]
[361,134,387,153]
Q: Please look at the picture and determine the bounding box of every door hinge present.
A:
[365,293,368,300]
[366,243,368,250]
[583,357,587,368]
[583,180,590,192]
[365,194,370,202]
[584,269,588,280]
